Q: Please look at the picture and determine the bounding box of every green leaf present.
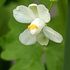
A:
[16,0,33,6]
[10,60,44,70]
[0,0,5,7]
[0,7,10,37]
[46,42,64,70]
[1,40,42,61]
[40,0,50,8]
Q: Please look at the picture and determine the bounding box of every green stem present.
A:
[41,46,47,69]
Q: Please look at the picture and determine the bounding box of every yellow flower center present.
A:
[28,24,38,30]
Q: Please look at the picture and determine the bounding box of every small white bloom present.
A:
[13,4,63,45]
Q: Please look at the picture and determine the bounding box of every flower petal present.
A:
[13,5,35,23]
[28,4,38,18]
[28,18,45,35]
[37,31,49,45]
[37,5,51,23]
[43,26,63,43]
[19,29,36,45]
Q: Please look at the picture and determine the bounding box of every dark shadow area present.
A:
[0,47,11,70]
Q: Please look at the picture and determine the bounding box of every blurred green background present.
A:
[0,0,67,70]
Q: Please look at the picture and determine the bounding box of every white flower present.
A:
[13,4,63,45]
